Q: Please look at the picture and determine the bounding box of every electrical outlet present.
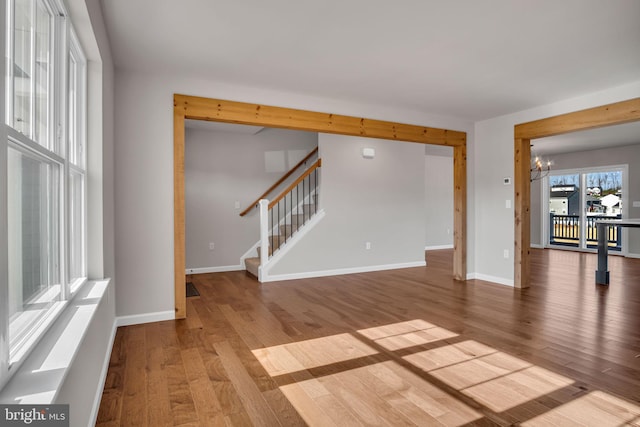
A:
[506,199,511,209]
[503,249,509,259]
[209,242,215,251]
[365,242,371,250]
[234,201,240,209]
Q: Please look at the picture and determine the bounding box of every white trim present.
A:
[530,243,544,249]
[626,252,640,259]
[259,199,269,267]
[115,310,174,327]
[262,260,427,283]
[466,272,514,287]
[89,319,117,427]
[186,265,243,274]
[425,244,454,250]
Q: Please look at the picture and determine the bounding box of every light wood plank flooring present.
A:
[96,249,640,426]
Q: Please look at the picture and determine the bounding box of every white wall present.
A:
[474,80,640,285]
[113,69,473,318]
[185,127,317,269]
[530,144,640,254]
[268,134,426,276]
[425,150,454,249]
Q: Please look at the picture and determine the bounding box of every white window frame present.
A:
[66,27,87,292]
[1,0,87,391]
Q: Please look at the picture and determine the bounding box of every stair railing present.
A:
[259,158,321,265]
[240,147,318,217]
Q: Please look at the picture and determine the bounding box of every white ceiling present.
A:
[533,121,640,157]
[100,1,640,122]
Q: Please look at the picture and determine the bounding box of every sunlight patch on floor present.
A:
[462,365,574,412]
[404,340,574,413]
[403,339,497,371]
[254,319,639,425]
[521,391,640,426]
[358,319,459,351]
[279,360,482,426]
[252,333,377,376]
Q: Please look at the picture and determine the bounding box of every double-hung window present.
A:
[2,0,87,389]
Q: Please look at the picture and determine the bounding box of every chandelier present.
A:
[530,146,551,182]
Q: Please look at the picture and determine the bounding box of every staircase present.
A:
[239,148,322,281]
[245,200,317,277]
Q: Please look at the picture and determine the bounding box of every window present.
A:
[7,143,61,359]
[9,0,54,150]
[2,0,87,389]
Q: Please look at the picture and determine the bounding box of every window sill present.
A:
[0,279,111,404]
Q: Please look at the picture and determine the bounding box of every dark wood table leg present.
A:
[595,222,610,285]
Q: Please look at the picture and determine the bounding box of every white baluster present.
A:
[259,199,269,267]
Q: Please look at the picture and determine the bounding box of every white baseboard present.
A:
[425,244,454,250]
[263,260,427,283]
[466,272,514,287]
[89,319,117,427]
[626,252,640,259]
[186,265,243,274]
[116,310,175,327]
[530,243,544,249]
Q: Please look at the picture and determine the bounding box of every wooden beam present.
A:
[453,144,467,280]
[175,94,466,147]
[513,97,640,289]
[515,98,640,140]
[174,102,186,319]
[514,138,531,289]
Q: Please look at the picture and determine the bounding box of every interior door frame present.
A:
[174,94,468,318]
[514,97,640,288]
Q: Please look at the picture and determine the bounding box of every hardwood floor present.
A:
[96,249,640,426]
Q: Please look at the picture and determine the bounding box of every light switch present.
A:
[506,199,511,209]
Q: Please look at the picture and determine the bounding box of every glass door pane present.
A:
[585,171,622,251]
[549,174,580,248]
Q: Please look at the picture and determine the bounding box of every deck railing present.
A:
[549,213,621,251]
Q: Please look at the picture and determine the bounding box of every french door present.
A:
[546,165,627,253]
